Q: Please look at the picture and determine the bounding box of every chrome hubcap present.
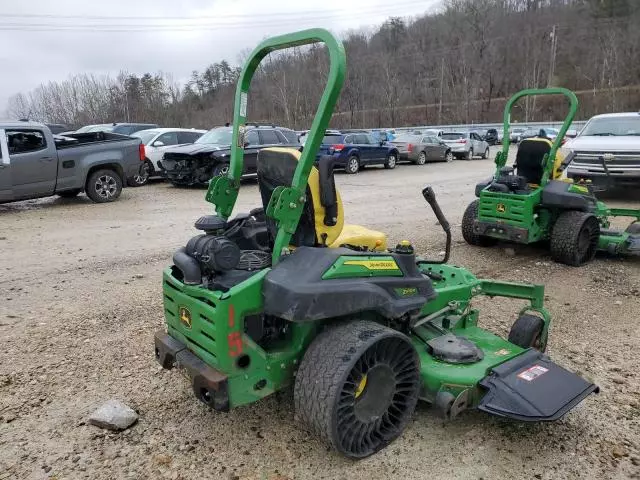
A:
[134,164,149,184]
[95,175,117,199]
[418,153,426,164]
[349,158,358,171]
[388,155,396,167]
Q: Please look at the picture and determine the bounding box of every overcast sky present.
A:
[1,0,440,117]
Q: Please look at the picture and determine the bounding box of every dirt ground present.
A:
[1,147,639,480]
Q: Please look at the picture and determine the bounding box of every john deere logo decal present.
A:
[496,203,506,213]
[179,306,192,329]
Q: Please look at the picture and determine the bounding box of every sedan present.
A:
[441,132,490,160]
[391,134,453,164]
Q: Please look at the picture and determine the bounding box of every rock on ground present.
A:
[88,400,138,431]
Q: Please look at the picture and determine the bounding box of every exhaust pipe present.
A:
[173,247,202,285]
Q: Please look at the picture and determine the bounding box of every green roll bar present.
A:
[495,87,578,186]
[205,28,346,265]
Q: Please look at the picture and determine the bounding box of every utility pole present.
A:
[438,57,444,124]
[548,25,558,87]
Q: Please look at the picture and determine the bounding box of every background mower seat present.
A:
[257,148,387,251]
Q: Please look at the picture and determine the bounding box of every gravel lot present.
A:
[1,147,639,480]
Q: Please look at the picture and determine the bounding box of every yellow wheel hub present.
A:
[354,374,367,399]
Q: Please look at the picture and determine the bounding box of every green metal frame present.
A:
[205,28,346,265]
[495,87,578,186]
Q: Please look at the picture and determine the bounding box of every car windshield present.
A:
[196,127,233,145]
[580,116,640,136]
[441,133,464,140]
[512,128,525,133]
[321,135,344,145]
[75,125,95,133]
[132,130,159,145]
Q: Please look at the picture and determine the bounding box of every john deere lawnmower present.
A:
[462,87,640,266]
[154,30,597,458]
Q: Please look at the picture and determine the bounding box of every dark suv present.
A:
[162,125,299,186]
[317,132,399,174]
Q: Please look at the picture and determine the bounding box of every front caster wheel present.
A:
[294,321,420,458]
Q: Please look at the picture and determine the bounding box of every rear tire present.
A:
[481,147,490,159]
[550,211,600,266]
[444,151,453,163]
[461,200,497,246]
[415,151,427,165]
[466,148,474,160]
[85,169,122,203]
[57,189,81,198]
[384,152,397,169]
[508,314,545,352]
[295,320,420,459]
[345,155,360,174]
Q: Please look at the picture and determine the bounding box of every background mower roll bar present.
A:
[496,87,578,186]
[206,28,346,265]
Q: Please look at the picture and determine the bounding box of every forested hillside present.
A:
[7,0,640,129]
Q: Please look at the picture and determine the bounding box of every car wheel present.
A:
[384,152,397,169]
[481,147,490,159]
[127,160,151,187]
[86,169,123,203]
[444,151,453,163]
[212,163,229,177]
[466,148,474,160]
[415,151,427,165]
[345,155,360,174]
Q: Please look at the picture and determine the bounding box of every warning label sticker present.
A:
[517,365,549,382]
[240,92,248,117]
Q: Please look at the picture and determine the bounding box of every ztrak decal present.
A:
[179,306,192,329]
[343,260,399,270]
[394,287,418,297]
[517,365,549,381]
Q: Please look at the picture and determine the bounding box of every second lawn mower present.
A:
[462,87,640,266]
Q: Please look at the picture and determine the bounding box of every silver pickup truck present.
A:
[0,121,144,204]
[566,112,640,188]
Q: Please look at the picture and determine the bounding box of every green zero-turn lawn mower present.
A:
[154,30,597,458]
[462,87,640,266]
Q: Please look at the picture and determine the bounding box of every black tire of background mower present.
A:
[85,169,122,203]
[294,320,420,459]
[550,211,600,266]
[57,189,81,198]
[626,221,640,234]
[345,155,360,174]
[461,200,498,247]
[508,314,545,352]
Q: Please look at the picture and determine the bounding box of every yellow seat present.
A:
[330,224,387,250]
[257,147,387,251]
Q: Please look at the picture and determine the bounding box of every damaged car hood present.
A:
[164,143,231,156]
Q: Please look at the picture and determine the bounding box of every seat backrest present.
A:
[256,147,344,248]
[514,138,552,185]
